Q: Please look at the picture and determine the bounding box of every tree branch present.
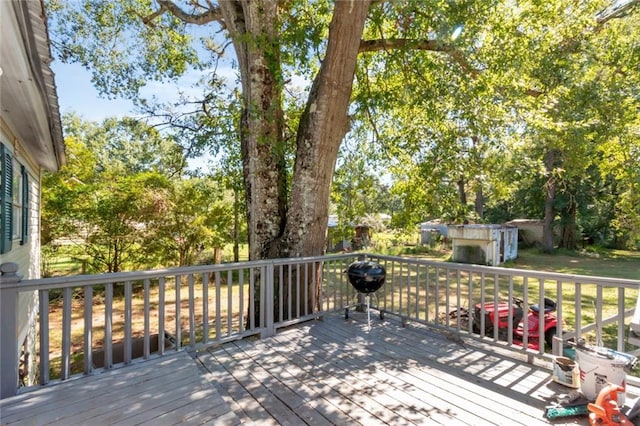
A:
[360,38,480,77]
[596,0,640,24]
[143,0,223,26]
[142,4,167,26]
[359,38,546,98]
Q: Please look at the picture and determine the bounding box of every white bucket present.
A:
[552,356,580,388]
[575,345,635,404]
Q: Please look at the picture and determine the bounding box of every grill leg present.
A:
[366,294,371,329]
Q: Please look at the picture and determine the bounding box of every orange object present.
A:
[587,384,632,425]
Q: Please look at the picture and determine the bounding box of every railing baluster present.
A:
[538,278,545,354]
[409,263,415,318]
[575,283,582,340]
[39,289,49,385]
[203,273,209,343]
[158,277,165,355]
[507,276,514,346]
[188,274,195,347]
[445,270,451,327]
[493,273,499,341]
[554,279,563,356]
[522,277,528,348]
[333,260,338,313]
[304,263,309,316]
[434,267,440,325]
[104,283,113,370]
[389,261,396,314]
[596,284,604,346]
[84,285,93,373]
[239,268,244,333]
[124,281,132,364]
[227,270,233,336]
[454,270,461,331]
[398,262,404,316]
[467,270,473,334]
[288,264,293,320]
[143,279,150,359]
[215,271,222,339]
[264,264,275,337]
[298,263,302,319]
[249,268,255,330]
[479,272,486,338]
[425,265,430,323]
[618,287,625,352]
[312,262,325,312]
[415,263,421,320]
[278,264,284,323]
[61,287,71,380]
[175,275,181,350]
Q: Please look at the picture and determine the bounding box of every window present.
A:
[1,143,29,254]
[12,160,22,241]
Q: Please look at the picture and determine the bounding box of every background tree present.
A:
[46,0,640,281]
[145,177,233,266]
[47,0,370,265]
[43,114,235,272]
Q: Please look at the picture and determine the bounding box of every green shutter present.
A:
[1,144,13,254]
[21,165,28,245]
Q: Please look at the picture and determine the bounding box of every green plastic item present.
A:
[545,404,589,419]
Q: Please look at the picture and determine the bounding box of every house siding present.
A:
[1,124,42,388]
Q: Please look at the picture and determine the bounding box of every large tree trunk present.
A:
[219,1,287,262]
[220,1,370,262]
[284,1,371,315]
[220,1,371,322]
[285,1,371,259]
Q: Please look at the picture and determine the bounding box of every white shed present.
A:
[419,220,449,245]
[448,224,518,266]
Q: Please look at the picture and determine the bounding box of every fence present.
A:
[1,253,639,398]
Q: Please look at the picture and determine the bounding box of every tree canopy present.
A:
[46,0,640,259]
[42,114,235,274]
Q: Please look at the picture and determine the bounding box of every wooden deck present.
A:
[2,311,639,425]
[0,351,239,425]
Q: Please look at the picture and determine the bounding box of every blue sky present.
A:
[52,62,136,122]
[51,61,216,170]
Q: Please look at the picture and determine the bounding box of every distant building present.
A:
[448,224,518,266]
[505,219,544,248]
[419,220,449,245]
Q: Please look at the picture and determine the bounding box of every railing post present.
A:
[0,262,23,399]
[261,263,275,338]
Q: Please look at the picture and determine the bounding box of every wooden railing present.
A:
[1,253,639,398]
[366,255,640,358]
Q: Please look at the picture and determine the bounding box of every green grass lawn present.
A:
[505,248,640,280]
[393,244,640,281]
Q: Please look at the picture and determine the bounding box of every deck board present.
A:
[0,351,239,426]
[3,311,639,425]
[306,315,546,422]
[196,312,613,425]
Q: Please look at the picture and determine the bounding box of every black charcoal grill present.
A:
[345,260,386,326]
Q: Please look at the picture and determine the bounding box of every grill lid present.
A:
[347,260,386,294]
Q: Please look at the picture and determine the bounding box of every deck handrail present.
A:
[2,253,639,399]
